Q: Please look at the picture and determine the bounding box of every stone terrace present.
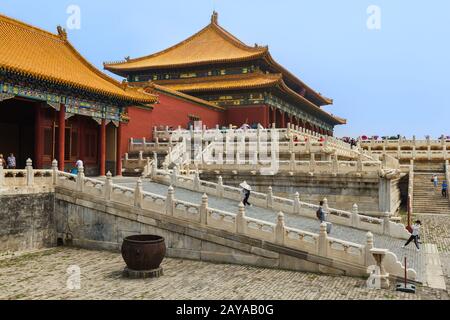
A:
[0,248,447,300]
[114,177,424,281]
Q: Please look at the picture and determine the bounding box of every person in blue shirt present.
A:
[442,181,448,198]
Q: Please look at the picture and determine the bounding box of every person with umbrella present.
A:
[240,181,252,207]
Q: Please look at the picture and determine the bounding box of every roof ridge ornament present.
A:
[211,11,218,24]
[121,79,128,90]
[57,25,67,41]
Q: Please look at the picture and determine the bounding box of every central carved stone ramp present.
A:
[112,177,425,282]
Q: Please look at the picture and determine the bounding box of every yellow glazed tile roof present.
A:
[104,12,332,106]
[151,84,225,111]
[0,14,157,104]
[159,72,345,125]
[104,13,267,71]
[159,73,283,92]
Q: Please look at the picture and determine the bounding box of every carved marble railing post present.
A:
[251,150,258,168]
[143,157,151,176]
[309,153,316,173]
[26,158,34,186]
[365,232,375,266]
[289,134,294,152]
[200,193,208,225]
[322,197,329,214]
[165,185,175,216]
[267,186,274,209]
[104,171,112,200]
[351,204,360,228]
[236,202,246,234]
[134,178,143,208]
[318,222,328,257]
[382,211,391,235]
[370,248,390,289]
[171,166,178,186]
[289,152,295,171]
[193,170,201,191]
[293,192,301,214]
[275,212,285,245]
[216,176,224,198]
[0,162,4,186]
[332,154,339,174]
[76,165,85,192]
[151,152,158,178]
[357,155,363,172]
[138,151,144,162]
[51,159,58,185]
[306,139,311,154]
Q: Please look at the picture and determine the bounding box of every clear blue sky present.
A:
[2,0,449,138]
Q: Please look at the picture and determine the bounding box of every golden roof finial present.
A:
[56,26,67,41]
[211,11,218,24]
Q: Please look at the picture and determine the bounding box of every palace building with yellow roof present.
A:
[105,12,345,136]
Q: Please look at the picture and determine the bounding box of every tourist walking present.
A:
[432,174,438,188]
[402,220,422,252]
[316,201,332,233]
[7,153,16,169]
[0,154,6,168]
[240,181,252,207]
[316,201,326,223]
[442,181,448,198]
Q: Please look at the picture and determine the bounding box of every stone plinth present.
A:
[123,267,164,279]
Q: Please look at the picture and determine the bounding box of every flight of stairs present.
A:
[413,172,450,214]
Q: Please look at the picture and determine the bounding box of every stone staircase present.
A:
[413,172,450,214]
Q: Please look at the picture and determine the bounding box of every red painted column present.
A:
[58,104,66,171]
[280,112,286,128]
[99,119,106,176]
[116,122,122,176]
[34,103,43,169]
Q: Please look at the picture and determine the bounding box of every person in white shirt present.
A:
[433,174,438,188]
[402,220,422,251]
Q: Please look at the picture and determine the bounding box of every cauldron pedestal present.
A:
[123,267,164,279]
[121,234,166,279]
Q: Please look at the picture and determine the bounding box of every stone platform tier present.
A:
[0,160,422,284]
[360,137,450,163]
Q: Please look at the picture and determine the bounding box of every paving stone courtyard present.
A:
[0,247,447,300]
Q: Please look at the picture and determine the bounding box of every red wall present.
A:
[225,104,269,128]
[121,92,225,153]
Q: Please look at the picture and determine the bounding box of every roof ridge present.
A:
[276,78,344,124]
[0,12,137,95]
[62,40,145,95]
[104,24,213,67]
[104,16,266,67]
[0,13,157,104]
[264,52,333,105]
